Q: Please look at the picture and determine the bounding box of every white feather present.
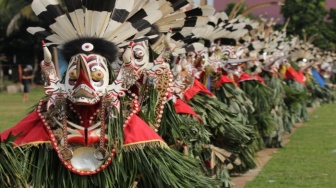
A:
[90,11,105,36]
[132,28,151,40]
[151,35,165,50]
[85,10,94,36]
[31,0,46,15]
[41,0,59,6]
[144,10,163,24]
[110,8,163,44]
[179,28,194,37]
[27,27,63,43]
[126,0,149,19]
[189,43,205,52]
[105,1,160,41]
[140,1,161,15]
[26,26,44,34]
[158,5,215,24]
[157,19,186,32]
[93,11,112,37]
[68,9,85,36]
[158,16,209,33]
[39,0,78,39]
[110,23,138,44]
[192,28,209,38]
[104,0,134,38]
[49,24,72,41]
[158,2,174,18]
[54,15,78,38]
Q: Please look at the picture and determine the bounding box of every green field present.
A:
[0,85,46,132]
[246,103,336,188]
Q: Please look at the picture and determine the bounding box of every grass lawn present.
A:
[0,85,46,132]
[246,103,336,188]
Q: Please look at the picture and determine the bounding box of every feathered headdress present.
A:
[27,0,204,49]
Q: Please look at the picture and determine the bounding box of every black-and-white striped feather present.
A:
[27,27,63,43]
[103,0,134,37]
[106,1,163,43]
[157,5,214,25]
[32,0,77,40]
[28,0,212,52]
[82,0,116,37]
[64,0,85,36]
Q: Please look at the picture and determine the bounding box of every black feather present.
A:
[45,4,64,19]
[207,21,216,28]
[186,44,196,52]
[247,43,255,51]
[184,17,198,27]
[111,9,130,23]
[61,37,118,63]
[215,38,237,46]
[82,0,95,10]
[131,19,151,31]
[226,26,237,32]
[64,0,82,12]
[185,7,203,17]
[37,11,55,26]
[203,39,211,48]
[244,24,253,31]
[83,0,115,11]
[128,9,148,23]
[147,25,161,45]
[172,27,183,32]
[30,30,54,41]
[168,0,189,11]
[171,32,185,41]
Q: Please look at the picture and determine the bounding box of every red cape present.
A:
[0,111,50,146]
[184,79,214,101]
[255,74,265,84]
[285,67,305,85]
[174,99,202,123]
[215,75,235,88]
[1,110,164,147]
[239,72,259,82]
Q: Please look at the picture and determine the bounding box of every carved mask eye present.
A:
[69,70,77,80]
[134,49,145,59]
[221,50,230,60]
[91,70,104,82]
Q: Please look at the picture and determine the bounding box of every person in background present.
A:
[21,65,34,102]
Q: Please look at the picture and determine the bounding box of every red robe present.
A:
[183,79,214,101]
[285,67,305,85]
[174,99,202,123]
[1,110,164,147]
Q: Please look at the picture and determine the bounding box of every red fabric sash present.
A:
[239,72,258,82]
[123,115,164,145]
[1,112,164,147]
[215,75,235,88]
[285,67,305,85]
[0,110,50,146]
[184,79,214,101]
[174,99,202,123]
[255,74,265,84]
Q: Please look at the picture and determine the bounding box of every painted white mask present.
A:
[65,53,110,105]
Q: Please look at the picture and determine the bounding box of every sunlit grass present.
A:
[0,85,45,132]
[246,103,336,188]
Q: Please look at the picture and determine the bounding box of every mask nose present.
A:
[76,55,91,80]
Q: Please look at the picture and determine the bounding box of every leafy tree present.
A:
[324,8,336,49]
[281,0,336,50]
[0,0,42,83]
